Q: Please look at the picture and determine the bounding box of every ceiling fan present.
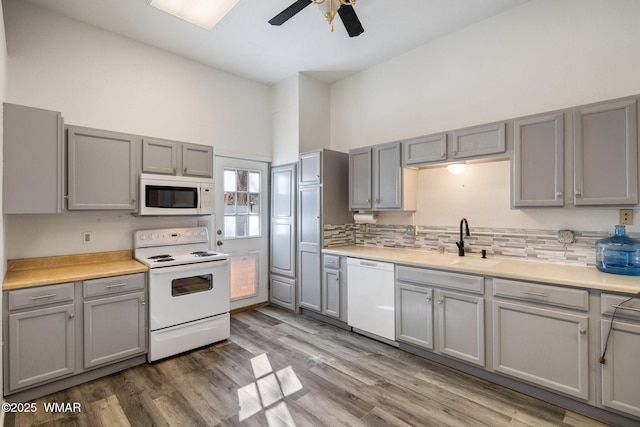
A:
[269,0,364,38]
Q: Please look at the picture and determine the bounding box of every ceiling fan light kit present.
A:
[269,0,364,37]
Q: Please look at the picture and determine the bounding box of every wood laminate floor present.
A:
[4,306,611,427]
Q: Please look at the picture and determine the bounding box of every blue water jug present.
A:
[596,225,640,276]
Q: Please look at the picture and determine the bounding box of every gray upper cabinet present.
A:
[451,122,506,159]
[142,137,213,177]
[512,113,564,207]
[402,134,447,166]
[299,151,321,186]
[3,103,64,214]
[349,147,372,210]
[574,99,638,206]
[349,142,417,211]
[67,126,137,210]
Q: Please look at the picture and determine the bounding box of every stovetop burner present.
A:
[154,257,175,263]
[148,254,173,259]
[191,251,219,257]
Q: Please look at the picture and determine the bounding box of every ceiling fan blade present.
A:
[338,4,364,37]
[269,0,312,26]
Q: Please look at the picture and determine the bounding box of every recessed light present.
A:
[147,0,239,31]
[447,163,468,174]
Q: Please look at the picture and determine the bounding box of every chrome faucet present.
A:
[455,218,470,256]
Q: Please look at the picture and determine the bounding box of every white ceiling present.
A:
[21,0,529,85]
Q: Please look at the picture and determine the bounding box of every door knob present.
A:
[217,240,223,246]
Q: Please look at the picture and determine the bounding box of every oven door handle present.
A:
[149,260,228,275]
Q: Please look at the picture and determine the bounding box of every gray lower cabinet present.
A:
[573,98,638,206]
[5,282,76,393]
[67,126,138,210]
[83,289,146,369]
[512,113,564,207]
[3,103,65,214]
[600,293,640,418]
[492,278,590,400]
[395,265,485,366]
[396,283,434,349]
[3,273,147,397]
[298,185,321,311]
[322,255,347,321]
[269,274,296,311]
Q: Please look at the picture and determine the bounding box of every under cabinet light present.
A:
[447,163,468,174]
[147,0,239,31]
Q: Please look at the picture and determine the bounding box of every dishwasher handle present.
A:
[347,257,394,271]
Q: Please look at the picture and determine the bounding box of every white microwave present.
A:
[138,173,214,216]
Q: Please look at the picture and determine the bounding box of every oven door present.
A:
[149,260,230,331]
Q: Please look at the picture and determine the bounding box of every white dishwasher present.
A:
[347,257,396,343]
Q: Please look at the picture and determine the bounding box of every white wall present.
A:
[3,0,272,258]
[271,74,299,166]
[330,0,640,233]
[299,73,330,154]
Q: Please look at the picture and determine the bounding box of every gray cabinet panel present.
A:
[8,283,74,311]
[493,300,589,399]
[396,283,434,350]
[84,291,146,369]
[271,222,295,274]
[451,122,506,159]
[182,143,213,177]
[574,99,638,205]
[436,289,485,366]
[402,134,447,166]
[512,113,564,207]
[299,250,321,311]
[298,184,321,311]
[8,303,75,391]
[270,164,296,279]
[141,138,178,175]
[373,142,402,210]
[322,268,341,318]
[349,147,372,210]
[3,103,64,214]
[299,151,321,185]
[601,319,640,417]
[67,126,137,210]
[270,275,296,311]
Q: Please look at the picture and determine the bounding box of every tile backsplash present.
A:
[324,223,624,267]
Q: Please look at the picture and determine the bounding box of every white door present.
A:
[215,156,269,311]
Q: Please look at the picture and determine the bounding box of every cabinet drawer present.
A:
[8,282,75,311]
[323,254,340,269]
[601,293,640,320]
[396,265,484,294]
[493,278,588,311]
[83,273,145,298]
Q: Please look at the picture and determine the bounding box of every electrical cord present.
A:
[600,292,640,364]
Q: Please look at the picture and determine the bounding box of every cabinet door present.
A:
[451,122,506,159]
[493,300,589,399]
[373,142,402,210]
[67,126,137,210]
[512,113,564,207]
[4,103,65,214]
[298,185,321,311]
[601,319,640,417]
[322,268,341,318]
[349,147,372,210]
[270,274,296,311]
[299,151,321,185]
[270,164,296,277]
[436,290,484,366]
[141,137,178,175]
[402,134,447,166]
[396,283,434,350]
[8,303,75,391]
[84,291,146,369]
[182,143,213,177]
[574,99,638,205]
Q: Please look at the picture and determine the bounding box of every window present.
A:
[223,168,261,239]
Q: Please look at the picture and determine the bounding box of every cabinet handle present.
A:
[426,296,431,303]
[575,191,582,197]
[140,299,146,305]
[68,313,74,319]
[555,192,562,199]
[523,291,548,298]
[30,293,57,300]
[106,283,126,289]
[173,168,177,174]
[437,299,443,305]
[334,273,340,282]
[612,304,640,313]
[184,168,188,174]
[579,329,587,335]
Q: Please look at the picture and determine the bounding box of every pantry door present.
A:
[215,155,269,311]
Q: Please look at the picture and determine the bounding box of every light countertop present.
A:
[3,250,148,290]
[323,245,640,295]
